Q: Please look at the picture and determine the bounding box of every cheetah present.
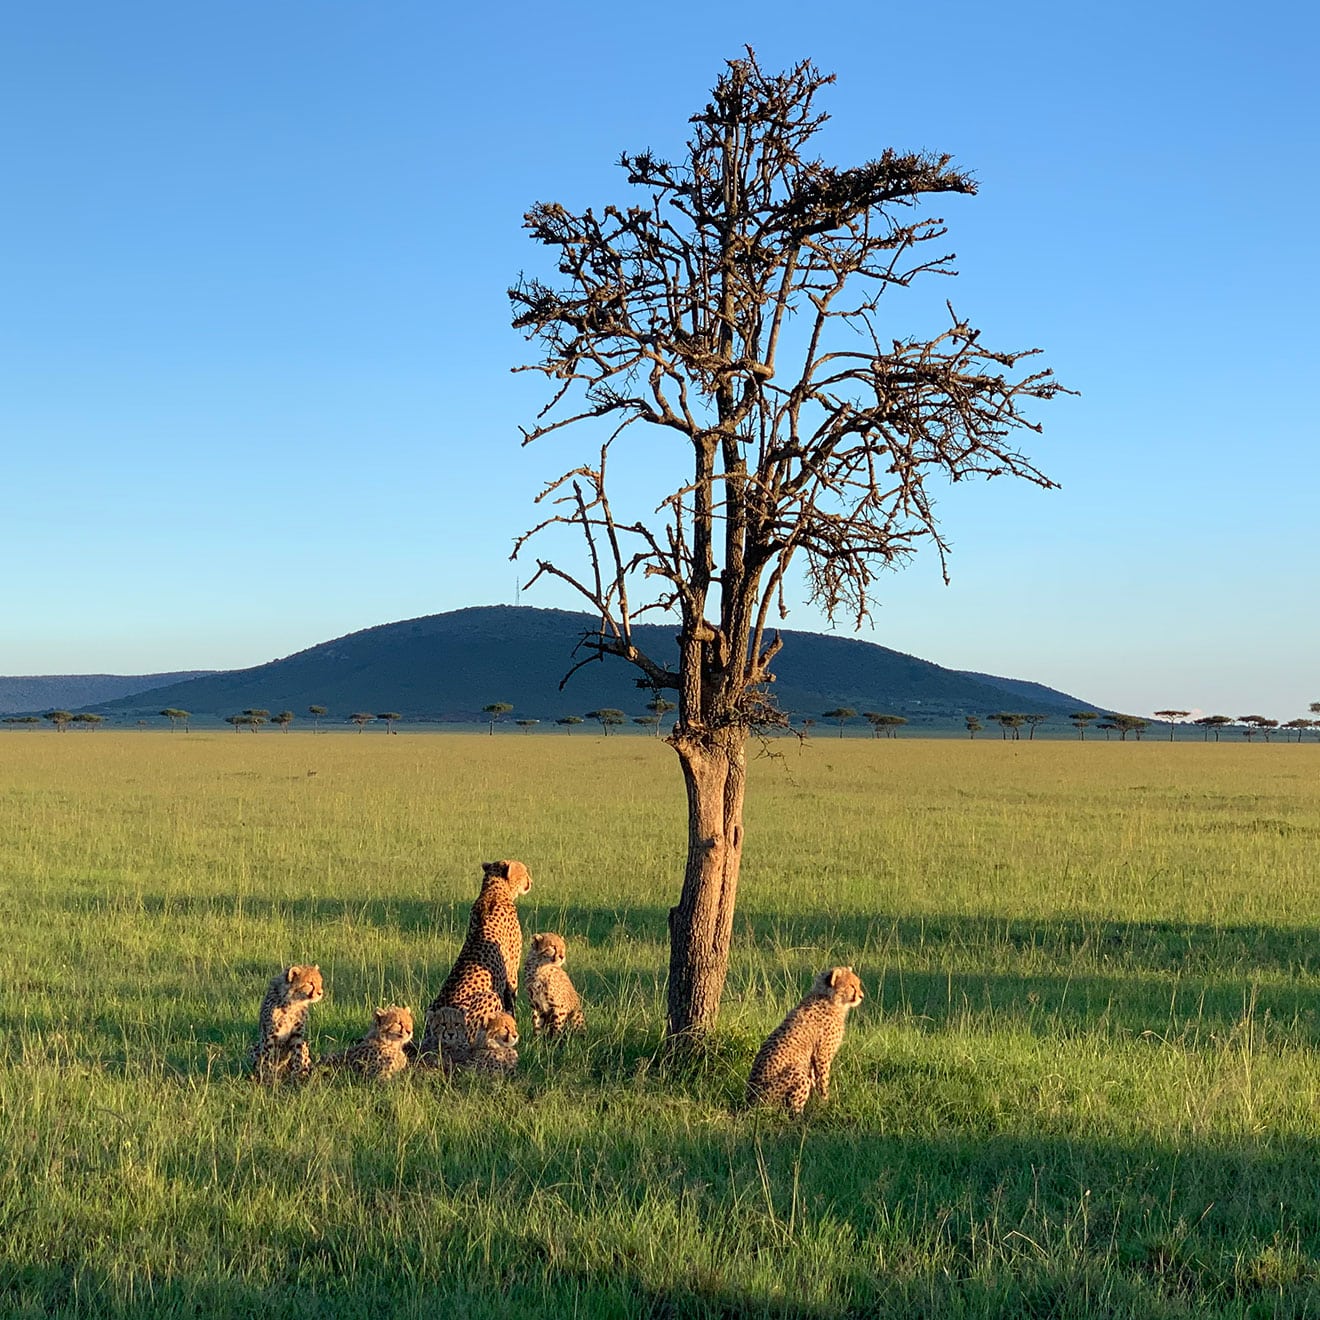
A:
[321,1005,414,1080]
[415,859,532,1052]
[523,932,585,1037]
[468,1011,520,1077]
[418,1004,473,1077]
[745,966,864,1116]
[250,964,324,1084]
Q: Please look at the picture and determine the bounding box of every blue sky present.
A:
[3,2,1315,720]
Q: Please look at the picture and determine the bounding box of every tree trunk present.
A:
[666,727,747,1042]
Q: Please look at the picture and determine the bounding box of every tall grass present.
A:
[2,732,1319,1316]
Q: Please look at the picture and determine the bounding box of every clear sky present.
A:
[3,2,1316,721]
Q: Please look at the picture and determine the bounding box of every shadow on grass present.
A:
[8,1125,1320,1317]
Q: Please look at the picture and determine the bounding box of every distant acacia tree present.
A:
[822,708,857,738]
[1153,709,1191,742]
[225,714,251,732]
[483,702,513,736]
[991,713,1025,741]
[1238,715,1277,743]
[872,714,907,739]
[272,710,294,732]
[1096,720,1116,741]
[1070,711,1098,740]
[509,53,1065,1042]
[309,704,328,732]
[515,719,540,733]
[1193,714,1232,742]
[45,710,73,733]
[1108,714,1148,741]
[1023,713,1048,741]
[350,712,375,733]
[965,715,982,739]
[556,716,584,733]
[633,715,660,734]
[242,709,270,732]
[1281,718,1312,743]
[586,708,626,736]
[3,715,41,730]
[377,712,401,734]
[71,713,104,730]
[160,708,191,733]
[646,696,677,737]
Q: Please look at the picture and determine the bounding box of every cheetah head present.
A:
[529,932,567,966]
[372,1005,414,1046]
[429,1005,469,1051]
[286,964,324,1004]
[482,859,533,899]
[479,1012,520,1050]
[816,966,864,1010]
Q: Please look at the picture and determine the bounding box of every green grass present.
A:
[3,731,1320,1316]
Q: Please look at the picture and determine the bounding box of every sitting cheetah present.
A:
[523,932,585,1037]
[250,964,324,1085]
[321,1005,413,1080]
[418,1004,473,1077]
[468,1011,520,1077]
[745,967,864,1116]
[415,859,532,1053]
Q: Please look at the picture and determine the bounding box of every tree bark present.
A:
[666,727,748,1041]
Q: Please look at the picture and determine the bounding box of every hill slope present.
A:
[0,672,215,715]
[91,606,1102,727]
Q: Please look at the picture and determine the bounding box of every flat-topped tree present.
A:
[308,704,327,732]
[511,53,1065,1042]
[823,708,857,738]
[45,710,72,732]
[1070,711,1098,739]
[350,712,375,733]
[160,708,190,732]
[556,716,584,733]
[585,708,626,736]
[272,711,294,732]
[1153,709,1191,741]
[483,703,513,736]
[965,716,982,739]
[377,712,401,734]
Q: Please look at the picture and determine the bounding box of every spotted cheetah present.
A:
[321,1005,413,1080]
[418,1004,473,1077]
[745,967,864,1116]
[469,1011,520,1077]
[523,932,585,1037]
[250,964,324,1084]
[416,859,532,1051]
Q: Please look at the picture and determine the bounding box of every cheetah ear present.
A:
[374,1008,388,1021]
[482,860,506,877]
[829,967,851,987]
[285,967,298,983]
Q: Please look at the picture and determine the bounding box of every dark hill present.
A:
[91,606,1102,728]
[0,672,215,715]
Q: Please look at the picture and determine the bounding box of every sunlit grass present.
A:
[2,731,1319,1315]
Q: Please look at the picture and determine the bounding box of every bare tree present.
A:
[510,54,1064,1041]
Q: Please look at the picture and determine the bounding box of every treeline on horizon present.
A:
[6,701,1320,742]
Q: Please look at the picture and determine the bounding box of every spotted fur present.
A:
[418,1004,473,1077]
[417,859,532,1051]
[746,967,864,1116]
[250,964,324,1085]
[469,1012,520,1077]
[321,1005,413,1080]
[523,932,585,1037]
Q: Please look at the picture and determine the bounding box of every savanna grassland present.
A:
[2,730,1319,1318]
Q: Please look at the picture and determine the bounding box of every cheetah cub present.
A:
[250,964,324,1085]
[523,932,585,1037]
[321,1005,414,1080]
[468,1011,520,1077]
[419,1004,473,1077]
[746,967,864,1116]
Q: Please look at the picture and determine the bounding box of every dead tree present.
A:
[510,52,1068,1043]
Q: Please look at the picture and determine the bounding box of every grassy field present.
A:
[2,730,1319,1317]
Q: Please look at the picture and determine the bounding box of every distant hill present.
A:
[955,670,1094,712]
[0,672,215,715]
[88,606,1103,728]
